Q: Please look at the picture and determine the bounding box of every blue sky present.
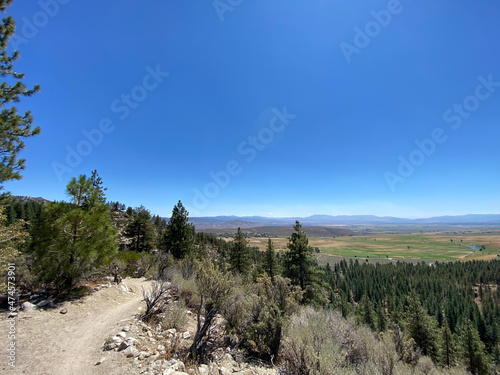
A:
[3,0,500,218]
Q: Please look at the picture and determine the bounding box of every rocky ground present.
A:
[0,277,276,375]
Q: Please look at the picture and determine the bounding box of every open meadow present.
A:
[244,229,500,265]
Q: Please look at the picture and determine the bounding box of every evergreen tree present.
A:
[440,323,457,368]
[30,174,118,291]
[404,291,440,361]
[458,319,492,375]
[89,169,107,204]
[282,221,326,306]
[264,238,278,281]
[356,294,378,331]
[160,200,194,259]
[124,206,155,252]
[228,227,251,274]
[0,0,40,197]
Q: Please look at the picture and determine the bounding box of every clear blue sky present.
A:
[4,0,500,218]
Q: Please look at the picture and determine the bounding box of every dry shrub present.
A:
[278,307,467,375]
[142,279,169,322]
[162,299,188,331]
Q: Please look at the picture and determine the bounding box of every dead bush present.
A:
[142,279,169,322]
[161,299,188,331]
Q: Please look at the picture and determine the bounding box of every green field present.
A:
[246,230,500,264]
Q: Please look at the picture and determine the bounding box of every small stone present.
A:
[22,301,37,311]
[166,328,176,336]
[182,331,191,339]
[103,343,117,351]
[94,357,106,366]
[111,336,123,343]
[122,326,130,332]
[123,346,140,358]
[157,344,166,351]
[36,299,51,308]
[60,308,68,314]
[8,312,18,318]
[118,341,130,351]
[117,331,127,338]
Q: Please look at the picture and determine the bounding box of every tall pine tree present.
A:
[282,221,326,306]
[0,0,40,197]
[229,227,251,274]
[30,174,118,291]
[160,200,194,259]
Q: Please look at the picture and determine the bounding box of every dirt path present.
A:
[1,277,151,375]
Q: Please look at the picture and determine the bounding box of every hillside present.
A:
[198,225,355,237]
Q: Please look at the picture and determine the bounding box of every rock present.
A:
[182,331,191,340]
[111,336,123,343]
[219,367,231,375]
[59,308,68,314]
[22,301,37,311]
[8,312,18,318]
[118,341,130,351]
[119,285,129,293]
[103,343,117,351]
[198,365,209,375]
[123,346,140,358]
[157,344,166,351]
[117,331,127,339]
[166,328,176,336]
[122,326,130,332]
[36,299,51,308]
[94,358,106,365]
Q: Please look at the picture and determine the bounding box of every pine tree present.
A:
[356,294,378,331]
[404,291,440,361]
[440,323,457,368]
[30,174,118,291]
[160,200,194,259]
[0,0,40,196]
[458,319,492,375]
[282,221,326,306]
[264,238,278,281]
[229,227,251,274]
[124,206,155,252]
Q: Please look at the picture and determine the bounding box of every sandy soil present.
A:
[0,277,151,375]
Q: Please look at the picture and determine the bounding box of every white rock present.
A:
[157,344,166,351]
[22,301,37,311]
[112,336,123,343]
[166,328,176,336]
[182,331,191,339]
[117,331,127,339]
[119,285,129,293]
[123,346,140,358]
[122,326,130,332]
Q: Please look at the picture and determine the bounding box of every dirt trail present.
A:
[1,277,150,375]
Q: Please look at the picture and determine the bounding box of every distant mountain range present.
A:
[189,214,500,229]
